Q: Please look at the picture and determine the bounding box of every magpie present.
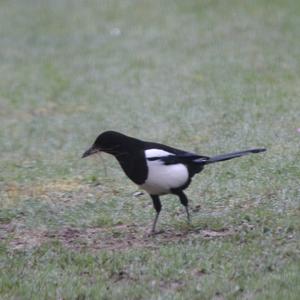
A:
[82,131,266,233]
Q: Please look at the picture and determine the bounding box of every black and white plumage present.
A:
[82,131,266,233]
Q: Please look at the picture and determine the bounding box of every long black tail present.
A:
[199,148,266,165]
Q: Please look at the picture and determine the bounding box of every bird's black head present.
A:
[82,131,140,158]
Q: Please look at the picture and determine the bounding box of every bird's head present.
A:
[82,131,133,158]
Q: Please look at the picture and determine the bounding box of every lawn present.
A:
[0,0,299,299]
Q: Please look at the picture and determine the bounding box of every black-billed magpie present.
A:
[82,131,266,233]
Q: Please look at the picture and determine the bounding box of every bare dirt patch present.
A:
[201,229,233,238]
[9,229,48,251]
[2,222,234,252]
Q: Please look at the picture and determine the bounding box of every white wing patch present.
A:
[145,148,174,158]
[140,149,189,195]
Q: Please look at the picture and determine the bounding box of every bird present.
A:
[82,131,266,234]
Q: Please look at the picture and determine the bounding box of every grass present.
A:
[0,0,300,299]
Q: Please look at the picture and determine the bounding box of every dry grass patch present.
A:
[1,180,89,208]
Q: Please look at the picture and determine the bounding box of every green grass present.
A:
[1,0,300,299]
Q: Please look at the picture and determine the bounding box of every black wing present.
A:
[148,152,209,165]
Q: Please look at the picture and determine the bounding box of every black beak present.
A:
[81,147,99,158]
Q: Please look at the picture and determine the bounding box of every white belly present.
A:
[139,149,189,195]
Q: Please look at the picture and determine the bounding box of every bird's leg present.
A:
[150,195,162,234]
[186,206,191,224]
[177,191,191,224]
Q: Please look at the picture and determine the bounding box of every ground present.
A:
[0,0,300,299]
